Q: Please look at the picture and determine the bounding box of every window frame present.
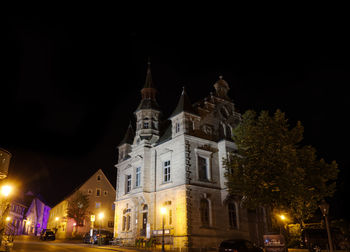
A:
[96,188,101,197]
[163,160,171,183]
[195,148,212,182]
[135,167,141,187]
[200,198,211,227]
[126,175,132,193]
[228,201,238,229]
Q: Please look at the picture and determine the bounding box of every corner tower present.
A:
[134,60,161,145]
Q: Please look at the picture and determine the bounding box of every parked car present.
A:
[40,230,55,241]
[83,229,113,245]
[219,239,263,252]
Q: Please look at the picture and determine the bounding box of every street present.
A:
[11,236,141,252]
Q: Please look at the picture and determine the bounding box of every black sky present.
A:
[2,11,349,220]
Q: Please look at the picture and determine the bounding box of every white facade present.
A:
[114,68,269,250]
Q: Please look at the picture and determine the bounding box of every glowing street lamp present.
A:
[278,214,287,235]
[98,212,104,246]
[160,207,167,252]
[5,216,11,222]
[319,200,333,252]
[1,185,12,197]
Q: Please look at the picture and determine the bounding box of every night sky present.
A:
[2,12,349,220]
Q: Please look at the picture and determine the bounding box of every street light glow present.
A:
[5,216,11,222]
[280,214,286,221]
[98,212,104,220]
[55,217,59,221]
[160,207,166,215]
[1,185,12,197]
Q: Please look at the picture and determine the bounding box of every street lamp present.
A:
[98,212,104,246]
[319,200,333,252]
[278,214,287,235]
[1,185,12,197]
[160,207,166,252]
[54,217,59,233]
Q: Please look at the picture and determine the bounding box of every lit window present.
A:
[126,175,132,193]
[122,216,126,231]
[163,161,171,182]
[169,209,172,225]
[126,215,131,230]
[95,202,101,208]
[200,198,210,227]
[136,167,141,187]
[228,202,238,229]
[198,156,209,181]
[96,189,101,196]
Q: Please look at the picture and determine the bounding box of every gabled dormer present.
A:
[169,87,200,138]
[134,61,161,145]
[118,122,134,162]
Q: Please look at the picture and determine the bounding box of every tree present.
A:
[66,191,90,234]
[225,109,338,226]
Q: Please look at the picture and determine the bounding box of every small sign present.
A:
[91,215,95,222]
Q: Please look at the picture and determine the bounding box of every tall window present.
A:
[228,202,238,229]
[200,198,210,227]
[136,167,141,187]
[175,122,180,133]
[169,209,172,225]
[95,202,101,208]
[198,156,208,181]
[97,175,101,181]
[123,208,131,231]
[96,188,101,196]
[144,122,149,129]
[163,160,171,182]
[126,175,132,193]
[126,215,131,230]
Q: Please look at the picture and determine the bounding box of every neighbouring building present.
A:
[7,191,50,236]
[47,169,116,239]
[23,192,51,236]
[114,62,270,250]
[8,198,27,235]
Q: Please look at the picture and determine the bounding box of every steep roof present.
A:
[119,123,135,146]
[169,87,198,118]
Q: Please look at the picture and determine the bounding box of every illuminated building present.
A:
[46,169,115,238]
[115,62,270,250]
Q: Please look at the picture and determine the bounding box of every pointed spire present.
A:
[119,122,135,146]
[136,59,160,111]
[170,87,198,118]
[144,58,154,89]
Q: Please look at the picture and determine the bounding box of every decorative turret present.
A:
[118,122,134,162]
[134,60,161,145]
[214,75,230,100]
[169,87,200,137]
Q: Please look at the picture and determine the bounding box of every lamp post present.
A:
[54,217,59,234]
[319,200,333,252]
[160,207,166,252]
[279,214,286,235]
[98,212,104,246]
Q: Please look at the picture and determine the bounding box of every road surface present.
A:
[11,235,141,252]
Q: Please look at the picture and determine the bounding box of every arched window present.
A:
[123,208,131,231]
[200,198,210,227]
[228,202,238,229]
